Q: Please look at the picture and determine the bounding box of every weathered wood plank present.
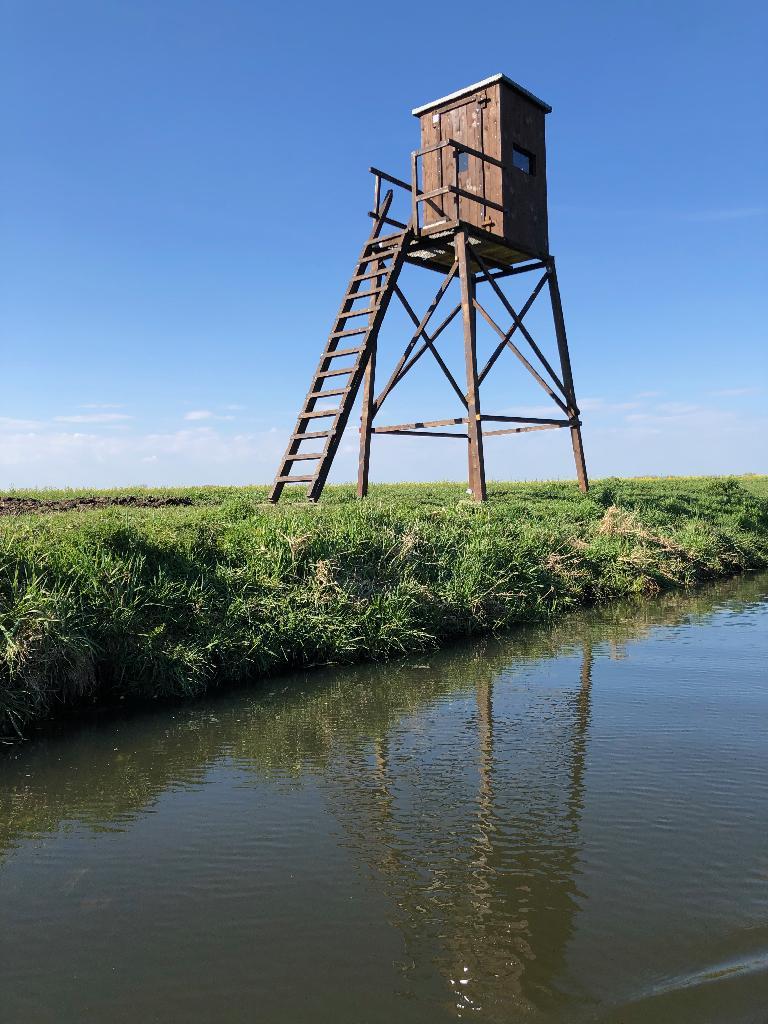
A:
[456,230,486,501]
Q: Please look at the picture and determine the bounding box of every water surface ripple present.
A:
[1,573,767,1023]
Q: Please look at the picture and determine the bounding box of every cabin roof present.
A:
[411,73,552,116]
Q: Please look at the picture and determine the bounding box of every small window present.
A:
[512,145,535,175]
[457,151,469,175]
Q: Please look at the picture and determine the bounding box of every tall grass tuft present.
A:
[1,477,767,738]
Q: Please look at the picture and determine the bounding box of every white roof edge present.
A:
[411,73,552,116]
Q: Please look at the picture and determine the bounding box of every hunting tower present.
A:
[269,74,588,502]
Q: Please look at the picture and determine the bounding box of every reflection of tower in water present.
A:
[325,641,594,1020]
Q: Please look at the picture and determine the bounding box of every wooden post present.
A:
[357,261,383,497]
[410,151,419,234]
[456,230,487,501]
[547,258,589,493]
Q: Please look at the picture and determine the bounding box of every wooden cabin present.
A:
[413,74,551,259]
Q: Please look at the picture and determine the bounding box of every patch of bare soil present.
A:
[0,495,194,516]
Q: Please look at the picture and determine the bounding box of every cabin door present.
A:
[435,97,486,228]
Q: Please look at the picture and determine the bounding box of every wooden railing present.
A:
[368,166,411,230]
[370,139,504,235]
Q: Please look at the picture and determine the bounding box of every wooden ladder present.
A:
[269,191,412,503]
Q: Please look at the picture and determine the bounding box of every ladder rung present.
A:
[362,241,397,255]
[330,326,368,339]
[365,248,397,260]
[292,429,331,440]
[366,233,403,249]
[324,346,362,359]
[300,408,340,418]
[309,386,347,399]
[285,452,323,461]
[277,475,315,484]
[316,366,354,378]
[344,288,383,301]
[350,266,394,283]
[339,306,376,319]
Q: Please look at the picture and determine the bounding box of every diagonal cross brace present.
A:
[372,261,458,413]
[473,296,571,418]
[473,251,570,403]
[477,272,548,384]
[393,285,468,408]
[391,303,462,388]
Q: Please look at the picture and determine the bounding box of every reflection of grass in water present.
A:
[0,476,766,737]
[2,570,764,1023]
[1,569,764,861]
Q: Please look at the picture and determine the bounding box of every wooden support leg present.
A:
[357,341,377,498]
[456,230,487,501]
[569,426,589,494]
[357,261,384,498]
[547,258,589,493]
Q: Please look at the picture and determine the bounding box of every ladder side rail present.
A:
[306,235,412,501]
[268,195,399,502]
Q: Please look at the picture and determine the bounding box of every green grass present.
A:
[1,476,767,739]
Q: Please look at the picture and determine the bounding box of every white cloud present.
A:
[184,409,234,421]
[624,401,720,423]
[0,426,286,487]
[708,387,763,398]
[55,413,133,424]
[0,416,45,431]
[579,397,642,413]
[0,389,765,489]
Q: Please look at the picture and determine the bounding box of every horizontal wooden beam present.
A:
[476,261,548,282]
[367,211,408,230]
[414,140,453,157]
[371,429,468,439]
[449,185,505,214]
[481,415,571,426]
[414,139,504,169]
[414,185,505,216]
[483,423,566,437]
[373,417,467,433]
[416,185,453,204]
[449,140,504,168]
[369,166,411,193]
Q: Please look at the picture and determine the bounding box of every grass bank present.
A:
[1,476,766,739]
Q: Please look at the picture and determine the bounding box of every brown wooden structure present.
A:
[269,74,588,503]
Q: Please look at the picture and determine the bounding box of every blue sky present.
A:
[1,0,766,487]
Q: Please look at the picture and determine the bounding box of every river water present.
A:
[1,573,767,1024]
